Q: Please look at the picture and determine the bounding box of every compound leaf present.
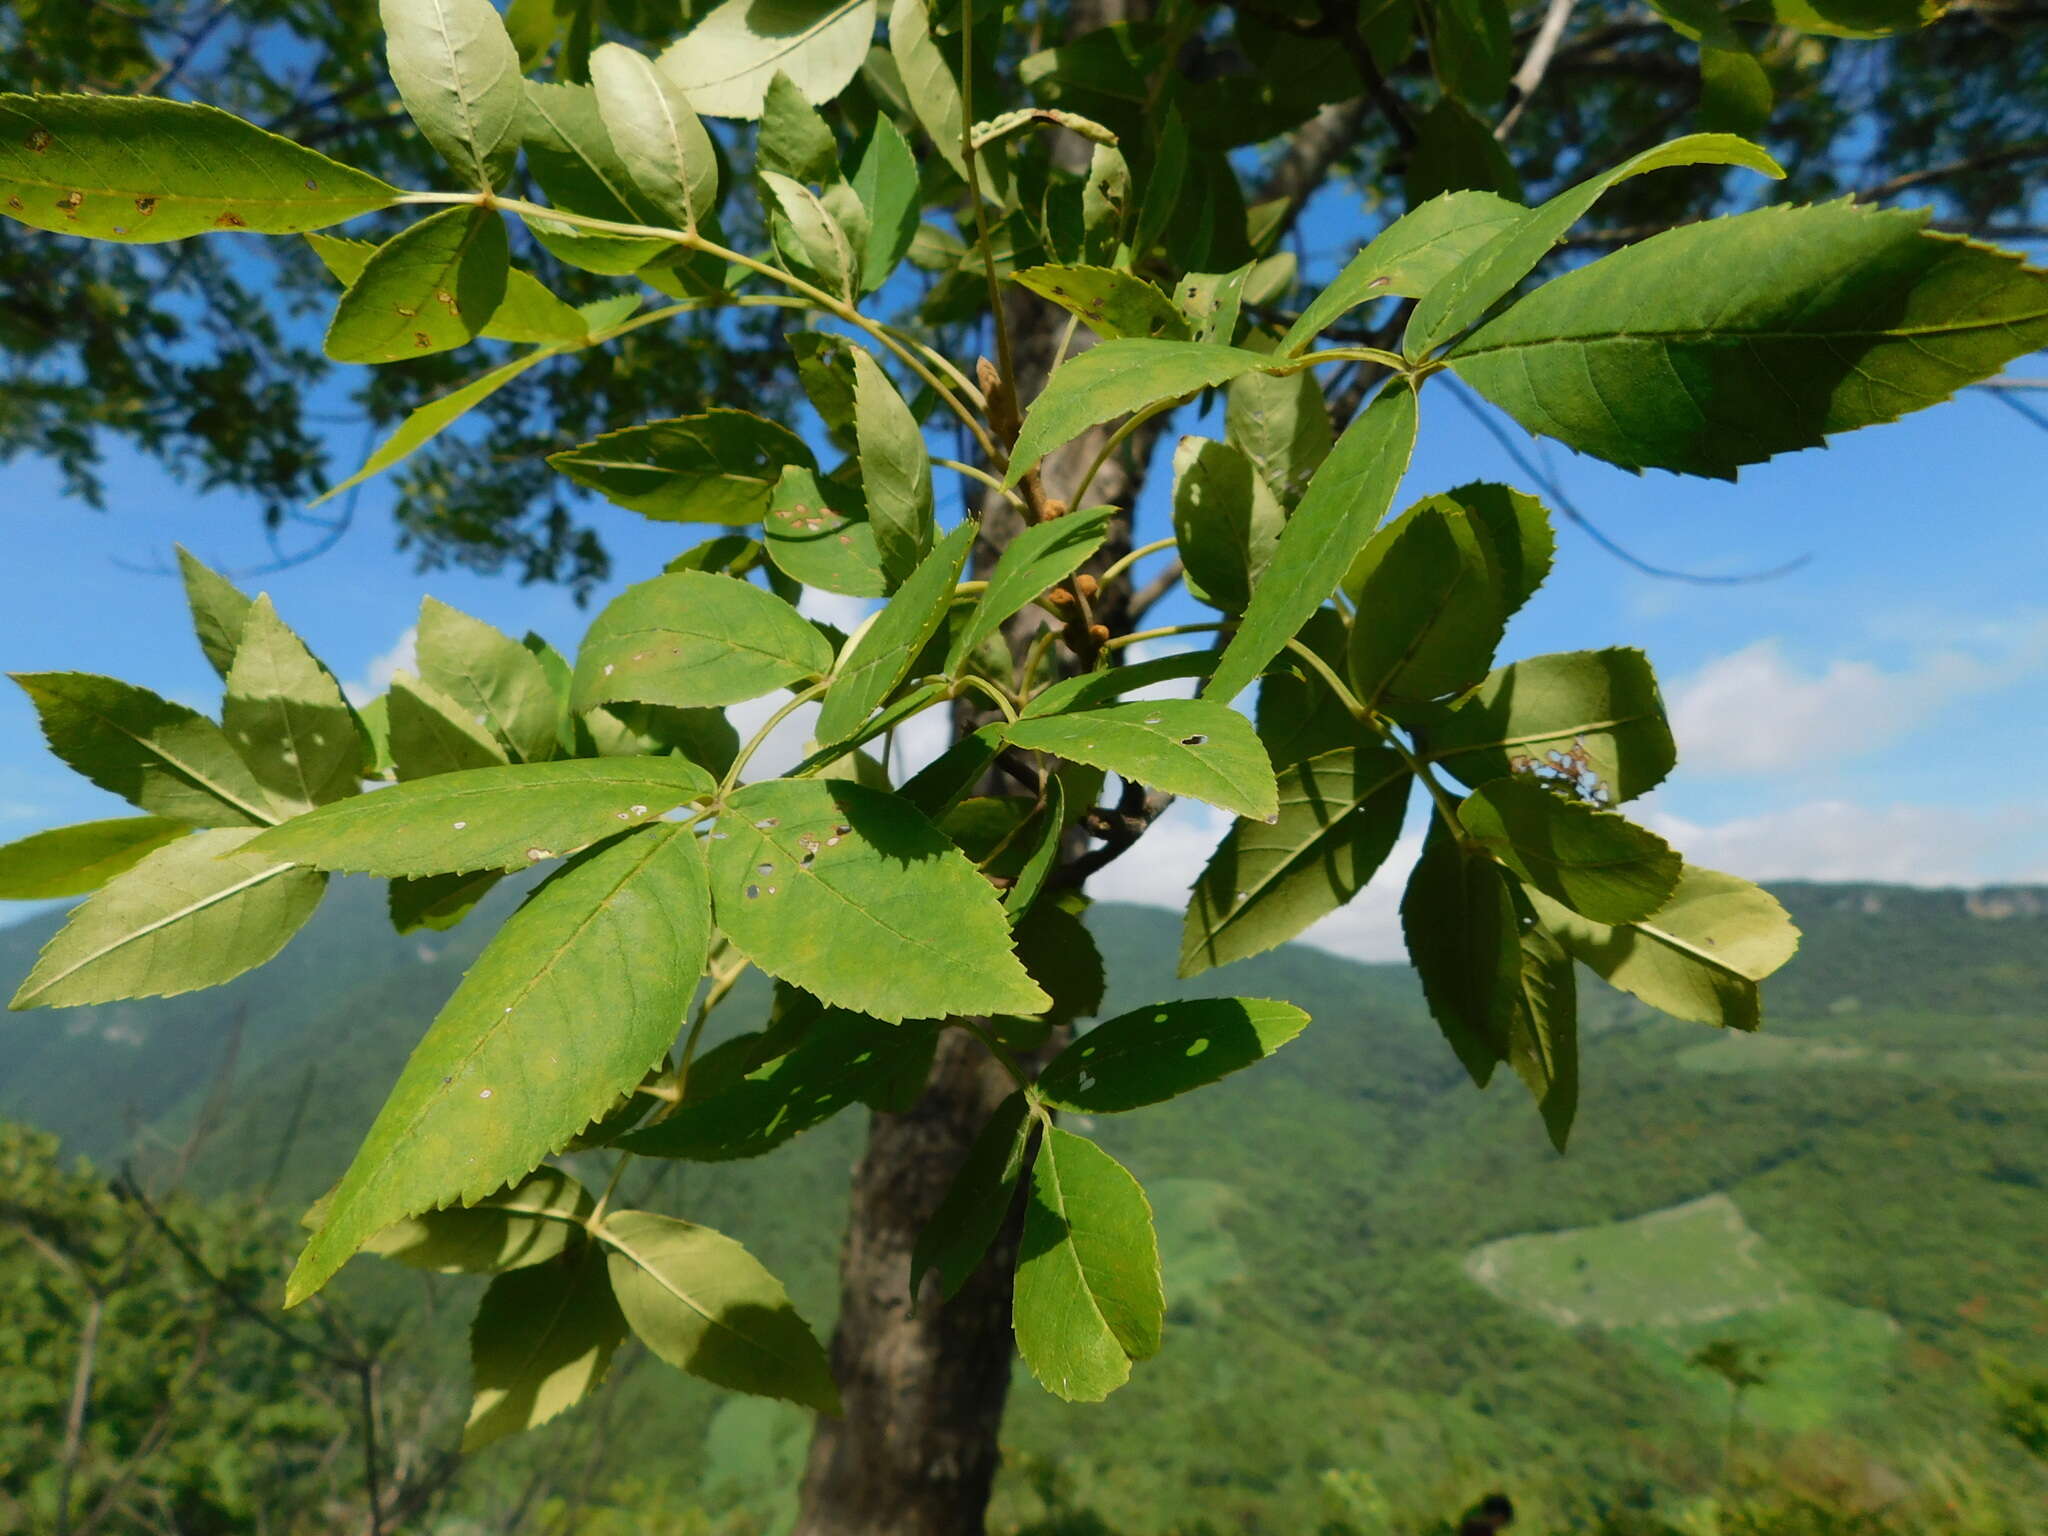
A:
[289,824,710,1304]
[11,828,324,1009]
[0,94,396,242]
[601,1209,840,1410]
[1014,1127,1162,1404]
[709,778,1048,1023]
[1037,997,1308,1112]
[246,757,714,877]
[571,570,833,712]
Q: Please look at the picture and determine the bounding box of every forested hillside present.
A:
[4,884,2045,1533]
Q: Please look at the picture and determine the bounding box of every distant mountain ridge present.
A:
[3,879,2045,1530]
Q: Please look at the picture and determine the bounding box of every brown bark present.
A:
[792,12,1372,1526]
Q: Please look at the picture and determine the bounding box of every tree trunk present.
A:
[793,6,1368,1522]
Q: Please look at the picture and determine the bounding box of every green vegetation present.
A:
[5,883,2043,1531]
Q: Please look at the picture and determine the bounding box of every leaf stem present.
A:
[1279,637,1368,719]
[1103,621,1224,653]
[958,0,1020,420]
[591,1152,634,1226]
[1366,712,1468,832]
[1071,398,1171,508]
[1290,344,1411,374]
[954,1018,1033,1092]
[937,457,1026,509]
[1096,536,1178,589]
[718,679,833,798]
[394,191,1000,461]
[952,672,1020,723]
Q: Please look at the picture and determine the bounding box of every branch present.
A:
[1127,559,1185,622]
[1854,138,2048,203]
[1496,0,1577,140]
[1444,378,1811,585]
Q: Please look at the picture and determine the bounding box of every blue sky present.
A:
[5,199,2046,961]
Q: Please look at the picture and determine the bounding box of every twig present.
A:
[1126,562,1187,623]
[1445,378,1811,585]
[54,1294,103,1536]
[1497,0,1577,140]
[1855,138,2048,203]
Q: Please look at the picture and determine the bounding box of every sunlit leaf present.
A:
[1005,700,1278,822]
[1037,997,1308,1112]
[324,205,509,364]
[382,0,525,190]
[571,570,833,712]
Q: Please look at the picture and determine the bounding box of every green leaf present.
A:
[1013,898,1106,1027]
[948,506,1114,673]
[1007,340,1276,486]
[1406,133,1784,357]
[1449,203,2048,477]
[11,828,324,1009]
[1178,263,1253,346]
[0,94,396,243]
[763,465,888,597]
[550,411,815,523]
[1205,381,1419,704]
[602,1211,839,1411]
[851,115,920,292]
[362,1165,594,1274]
[623,1014,940,1159]
[0,817,189,901]
[288,825,709,1304]
[388,671,509,780]
[663,0,877,120]
[1401,820,1518,1085]
[382,0,525,190]
[1001,776,1065,919]
[1421,648,1675,804]
[1459,776,1681,925]
[316,350,553,506]
[888,0,969,178]
[572,570,833,713]
[1021,653,1217,719]
[911,1091,1031,1304]
[1181,743,1411,976]
[1345,503,1506,710]
[762,168,858,300]
[1171,437,1284,615]
[1013,1127,1163,1404]
[1697,45,1773,135]
[900,722,1006,819]
[1758,0,1943,38]
[760,71,840,184]
[1507,921,1579,1152]
[520,79,668,273]
[1431,0,1513,103]
[174,546,254,681]
[1226,362,1332,506]
[13,671,274,827]
[1012,266,1190,340]
[246,757,715,877]
[852,348,937,585]
[465,1243,627,1451]
[418,597,560,766]
[358,695,395,777]
[1037,997,1308,1112]
[1525,865,1802,1032]
[1435,481,1555,618]
[1281,190,1522,355]
[324,205,509,364]
[306,232,588,344]
[709,778,1048,1023]
[1404,96,1521,206]
[222,596,364,818]
[389,869,504,933]
[590,41,717,230]
[1005,700,1278,822]
[817,522,973,743]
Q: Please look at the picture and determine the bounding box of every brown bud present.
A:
[1043,586,1076,610]
[1074,573,1099,599]
[1087,623,1111,647]
[1041,498,1069,520]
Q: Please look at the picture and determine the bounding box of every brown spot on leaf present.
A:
[414,331,431,348]
[134,197,156,215]
[54,191,82,213]
[5,197,19,211]
[214,210,247,228]
[26,129,51,153]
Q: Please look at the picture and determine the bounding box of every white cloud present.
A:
[1643,796,2048,887]
[1667,620,2048,776]
[345,626,418,705]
